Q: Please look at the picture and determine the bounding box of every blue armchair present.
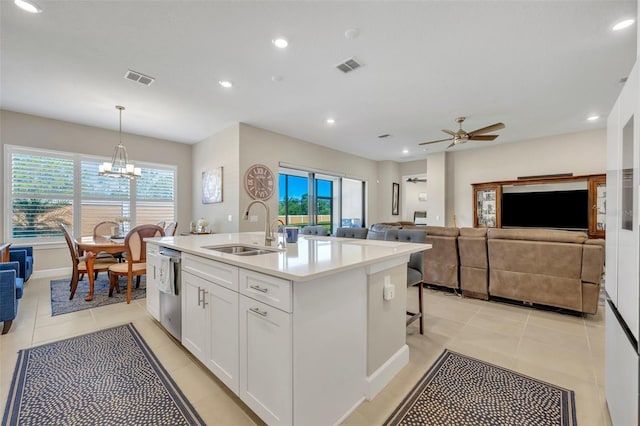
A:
[1,261,23,335]
[10,246,33,282]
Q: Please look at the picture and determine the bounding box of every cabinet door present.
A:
[473,184,501,228]
[145,250,161,321]
[588,175,606,238]
[239,296,292,426]
[181,271,208,363]
[206,283,239,395]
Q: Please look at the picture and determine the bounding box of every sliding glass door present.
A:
[279,167,365,235]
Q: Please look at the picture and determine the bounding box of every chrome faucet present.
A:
[271,219,286,249]
[243,200,274,246]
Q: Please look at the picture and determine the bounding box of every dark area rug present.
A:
[50,275,146,316]
[384,349,576,426]
[2,323,204,426]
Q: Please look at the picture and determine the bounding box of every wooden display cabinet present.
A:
[588,175,606,238]
[472,174,606,237]
[473,183,501,228]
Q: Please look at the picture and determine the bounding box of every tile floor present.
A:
[1,277,611,426]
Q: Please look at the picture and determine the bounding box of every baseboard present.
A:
[365,344,409,399]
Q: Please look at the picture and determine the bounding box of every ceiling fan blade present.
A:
[442,129,456,136]
[446,141,456,149]
[468,122,505,136]
[419,137,454,146]
[469,134,499,141]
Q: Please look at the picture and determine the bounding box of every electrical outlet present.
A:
[227,214,233,222]
[250,215,258,222]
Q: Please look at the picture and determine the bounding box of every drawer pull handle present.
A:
[197,286,202,306]
[250,285,268,293]
[250,307,268,317]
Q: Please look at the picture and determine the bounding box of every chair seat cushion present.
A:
[77,258,117,272]
[109,262,147,274]
[407,267,422,287]
[15,277,24,299]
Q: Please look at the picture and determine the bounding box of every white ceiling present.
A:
[1,1,636,161]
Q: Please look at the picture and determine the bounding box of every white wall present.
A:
[375,161,401,222]
[426,152,447,226]
[237,124,380,229]
[401,175,427,223]
[0,109,193,272]
[192,124,240,233]
[448,128,607,227]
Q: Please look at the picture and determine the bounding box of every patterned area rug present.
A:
[385,349,576,426]
[50,275,146,316]
[2,324,204,425]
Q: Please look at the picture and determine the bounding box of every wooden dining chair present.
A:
[93,220,122,262]
[108,224,165,303]
[60,223,117,301]
[164,221,178,236]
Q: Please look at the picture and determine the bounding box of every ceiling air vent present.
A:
[124,69,155,86]
[336,57,362,73]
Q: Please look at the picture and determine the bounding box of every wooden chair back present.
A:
[93,221,118,237]
[124,224,165,264]
[164,221,178,236]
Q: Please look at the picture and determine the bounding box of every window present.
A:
[5,145,176,243]
[278,167,366,234]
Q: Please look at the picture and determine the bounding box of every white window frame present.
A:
[4,144,177,246]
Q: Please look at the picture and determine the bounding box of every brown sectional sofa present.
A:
[458,228,489,300]
[487,228,604,314]
[368,223,605,314]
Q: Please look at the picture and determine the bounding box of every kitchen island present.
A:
[146,232,429,426]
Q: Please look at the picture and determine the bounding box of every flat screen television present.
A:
[501,190,588,230]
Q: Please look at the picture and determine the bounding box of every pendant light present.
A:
[98,105,141,179]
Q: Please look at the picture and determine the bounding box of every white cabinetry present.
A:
[181,253,240,394]
[181,271,209,363]
[239,271,292,426]
[146,244,161,321]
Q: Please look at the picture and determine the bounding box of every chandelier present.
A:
[98,105,141,179]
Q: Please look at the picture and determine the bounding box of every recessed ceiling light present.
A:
[14,0,42,13]
[219,81,233,88]
[326,118,335,125]
[587,115,600,121]
[344,28,360,39]
[272,38,288,49]
[613,19,635,31]
[402,149,409,154]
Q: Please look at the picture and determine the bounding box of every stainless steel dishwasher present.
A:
[158,247,182,340]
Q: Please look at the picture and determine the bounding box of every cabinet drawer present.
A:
[182,253,239,291]
[239,270,292,313]
[148,244,160,255]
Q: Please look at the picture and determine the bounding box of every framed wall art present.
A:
[202,167,223,203]
[392,182,400,215]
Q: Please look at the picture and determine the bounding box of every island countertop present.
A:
[146,232,429,282]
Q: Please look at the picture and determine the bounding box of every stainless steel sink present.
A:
[201,244,282,256]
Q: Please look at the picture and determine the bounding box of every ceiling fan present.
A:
[419,117,505,149]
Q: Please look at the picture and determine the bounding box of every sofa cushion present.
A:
[487,228,587,244]
[15,277,24,299]
[460,227,487,237]
[488,239,583,279]
[426,226,460,237]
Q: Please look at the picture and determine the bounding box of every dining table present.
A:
[75,235,126,301]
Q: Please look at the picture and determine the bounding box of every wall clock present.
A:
[244,164,275,200]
